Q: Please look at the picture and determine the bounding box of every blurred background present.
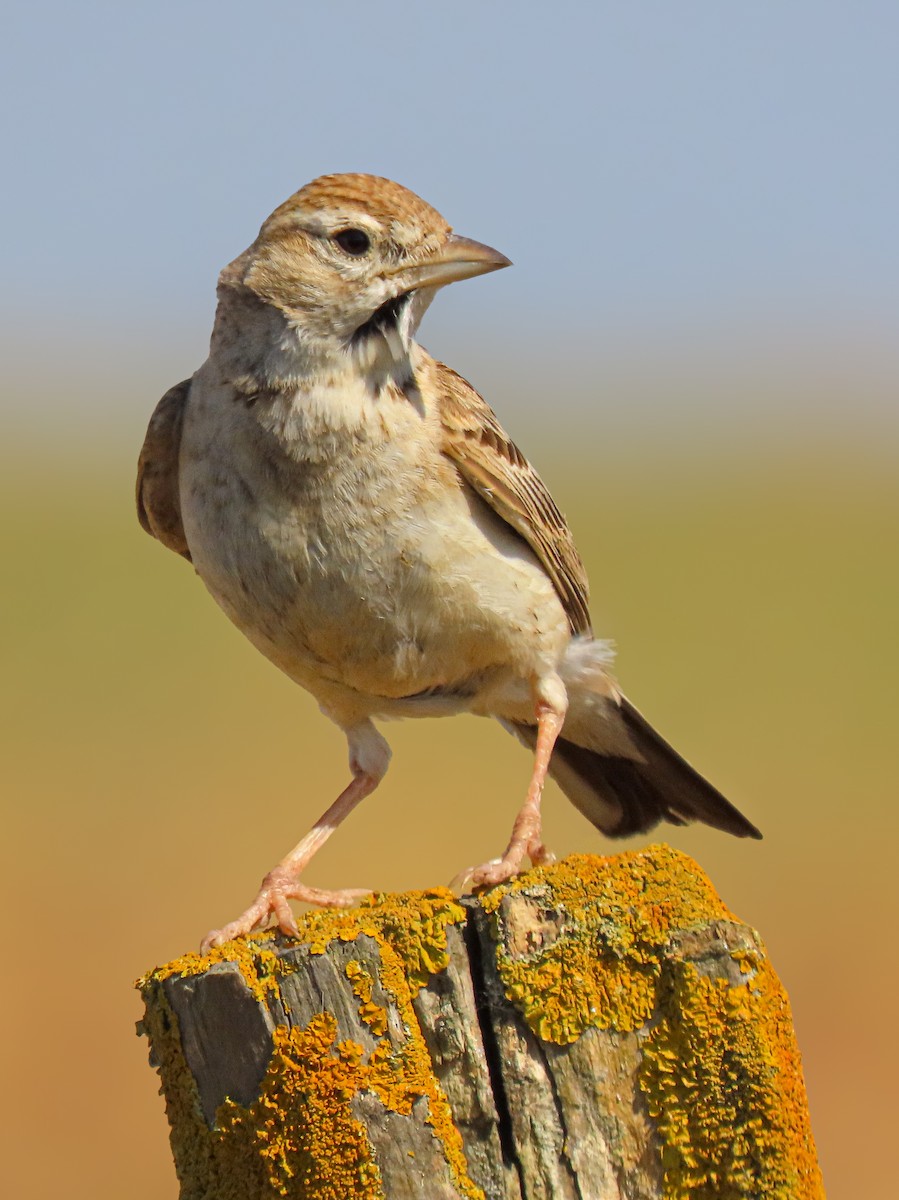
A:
[2,3,897,1195]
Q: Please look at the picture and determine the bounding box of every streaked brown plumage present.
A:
[137,173,760,950]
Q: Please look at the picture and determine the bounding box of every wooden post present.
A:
[138,846,824,1199]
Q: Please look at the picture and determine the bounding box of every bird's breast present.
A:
[179,372,567,704]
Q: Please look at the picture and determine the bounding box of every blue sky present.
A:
[3,2,898,437]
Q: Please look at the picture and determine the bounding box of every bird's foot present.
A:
[452,839,556,894]
[527,841,557,868]
[200,867,372,953]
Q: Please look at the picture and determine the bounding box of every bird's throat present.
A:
[351,292,411,349]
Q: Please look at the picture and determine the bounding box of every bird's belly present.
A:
[180,434,568,706]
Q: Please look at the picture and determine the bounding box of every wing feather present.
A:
[136,379,192,561]
[434,359,591,635]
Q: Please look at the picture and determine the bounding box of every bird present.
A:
[137,173,760,952]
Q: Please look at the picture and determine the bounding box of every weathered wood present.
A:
[138,847,825,1200]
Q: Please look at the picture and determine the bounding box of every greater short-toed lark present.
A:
[137,174,760,951]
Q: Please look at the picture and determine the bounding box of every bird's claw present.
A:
[451,840,555,894]
[527,841,556,868]
[200,867,372,954]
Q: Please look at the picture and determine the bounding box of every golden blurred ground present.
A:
[2,434,896,1197]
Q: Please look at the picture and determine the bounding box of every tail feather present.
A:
[505,694,761,840]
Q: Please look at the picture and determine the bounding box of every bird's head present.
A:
[219,174,510,371]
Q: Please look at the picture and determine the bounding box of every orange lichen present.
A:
[139,984,243,1200]
[297,887,466,995]
[138,889,463,1009]
[481,846,823,1197]
[140,856,822,1198]
[480,844,736,1043]
[215,1017,383,1198]
[139,886,479,1200]
[209,900,482,1199]
[640,956,824,1199]
[138,929,281,1005]
[345,960,388,1037]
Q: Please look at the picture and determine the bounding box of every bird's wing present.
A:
[434,359,592,635]
[136,378,192,561]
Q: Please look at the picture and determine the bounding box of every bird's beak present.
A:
[386,234,512,294]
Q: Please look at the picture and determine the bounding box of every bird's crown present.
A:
[262,173,451,244]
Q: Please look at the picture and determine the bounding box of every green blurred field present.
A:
[2,434,897,1197]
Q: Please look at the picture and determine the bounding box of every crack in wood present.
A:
[461,903,523,1187]
[139,854,824,1199]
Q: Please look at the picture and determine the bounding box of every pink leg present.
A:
[201,721,390,952]
[464,682,568,890]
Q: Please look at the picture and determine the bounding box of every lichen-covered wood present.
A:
[138,847,825,1200]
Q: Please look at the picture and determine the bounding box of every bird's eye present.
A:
[333,228,371,256]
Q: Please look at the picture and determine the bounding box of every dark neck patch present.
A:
[396,367,424,416]
[351,292,410,346]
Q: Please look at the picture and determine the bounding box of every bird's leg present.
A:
[201,721,390,952]
[465,676,568,890]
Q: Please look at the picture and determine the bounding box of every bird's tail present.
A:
[504,641,761,839]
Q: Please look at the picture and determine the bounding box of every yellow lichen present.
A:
[640,957,825,1199]
[480,844,736,1044]
[139,887,479,1200]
